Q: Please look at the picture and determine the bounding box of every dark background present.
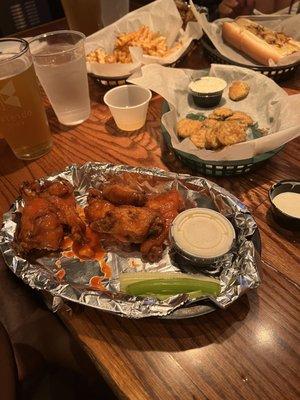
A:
[0,0,215,37]
[0,0,152,37]
[0,0,64,36]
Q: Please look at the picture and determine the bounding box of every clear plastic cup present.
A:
[29,31,90,126]
[104,85,152,131]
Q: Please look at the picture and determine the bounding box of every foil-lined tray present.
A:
[0,163,261,319]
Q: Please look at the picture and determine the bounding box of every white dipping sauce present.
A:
[189,77,227,94]
[171,208,235,259]
[273,192,300,218]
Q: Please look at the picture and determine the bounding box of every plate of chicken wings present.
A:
[0,163,261,319]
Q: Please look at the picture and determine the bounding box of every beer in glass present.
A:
[0,38,52,160]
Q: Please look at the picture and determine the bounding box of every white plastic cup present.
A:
[104,85,152,131]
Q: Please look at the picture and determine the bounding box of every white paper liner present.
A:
[128,63,300,162]
[190,2,300,67]
[85,0,202,78]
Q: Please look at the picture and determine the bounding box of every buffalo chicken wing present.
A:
[18,179,85,252]
[102,183,146,206]
[17,178,184,264]
[85,192,164,245]
[85,188,184,262]
[140,190,184,261]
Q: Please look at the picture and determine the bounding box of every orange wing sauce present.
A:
[72,227,105,260]
[101,262,112,278]
[61,221,111,286]
[54,268,66,281]
[89,276,107,291]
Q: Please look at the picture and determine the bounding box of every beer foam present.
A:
[0,57,31,80]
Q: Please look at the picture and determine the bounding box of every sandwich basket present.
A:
[201,34,300,83]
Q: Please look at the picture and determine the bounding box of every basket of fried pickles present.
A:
[128,63,300,176]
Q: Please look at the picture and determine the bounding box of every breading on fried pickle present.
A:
[216,120,247,146]
[229,81,250,101]
[209,107,234,120]
[205,127,221,149]
[227,111,253,127]
[177,118,203,138]
[190,131,206,148]
[202,118,220,128]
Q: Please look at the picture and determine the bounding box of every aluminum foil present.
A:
[0,163,261,319]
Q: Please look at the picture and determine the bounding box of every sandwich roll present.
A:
[222,18,300,66]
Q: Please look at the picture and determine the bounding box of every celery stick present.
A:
[120,272,220,300]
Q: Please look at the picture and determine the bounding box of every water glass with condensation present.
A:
[29,30,91,126]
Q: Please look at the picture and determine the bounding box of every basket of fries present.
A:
[87,26,197,86]
[85,0,202,86]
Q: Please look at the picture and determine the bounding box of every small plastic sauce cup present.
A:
[188,77,227,108]
[104,84,152,131]
[170,208,235,265]
[269,180,300,230]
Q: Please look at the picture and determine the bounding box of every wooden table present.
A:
[0,41,299,400]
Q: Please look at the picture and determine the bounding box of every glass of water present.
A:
[29,31,90,126]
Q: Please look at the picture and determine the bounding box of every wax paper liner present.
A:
[128,63,300,161]
[85,0,202,78]
[0,163,261,319]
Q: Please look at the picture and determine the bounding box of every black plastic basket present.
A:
[201,34,299,82]
[89,73,128,87]
[161,102,283,177]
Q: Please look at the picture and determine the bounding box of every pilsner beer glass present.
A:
[0,38,52,160]
[61,0,102,35]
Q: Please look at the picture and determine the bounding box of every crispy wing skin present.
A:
[140,190,184,261]
[102,183,146,206]
[85,197,164,244]
[85,197,115,222]
[18,197,64,252]
[18,179,85,252]
[145,189,184,223]
[22,179,73,200]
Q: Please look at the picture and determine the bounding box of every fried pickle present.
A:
[209,107,234,120]
[190,131,206,148]
[177,118,203,138]
[216,120,247,146]
[227,111,253,126]
[229,81,250,101]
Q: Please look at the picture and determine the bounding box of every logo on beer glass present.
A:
[0,80,21,110]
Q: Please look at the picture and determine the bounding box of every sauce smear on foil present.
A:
[61,227,111,287]
[89,276,107,291]
[72,227,105,261]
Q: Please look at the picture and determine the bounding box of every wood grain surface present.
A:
[0,35,299,400]
[59,262,300,400]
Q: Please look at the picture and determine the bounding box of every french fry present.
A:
[86,25,182,64]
